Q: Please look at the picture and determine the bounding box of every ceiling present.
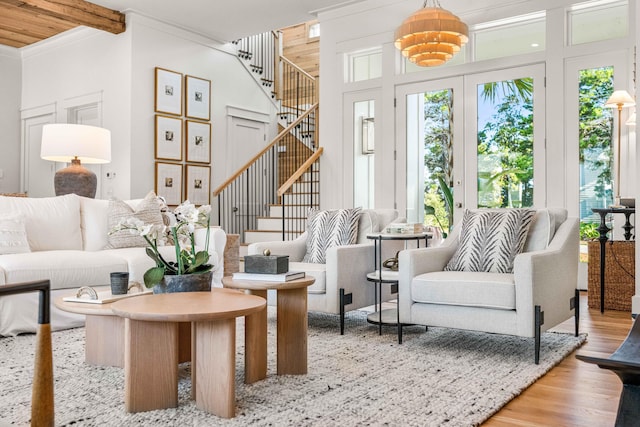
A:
[0,0,366,49]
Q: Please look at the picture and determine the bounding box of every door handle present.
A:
[455,202,462,208]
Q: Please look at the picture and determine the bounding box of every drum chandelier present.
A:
[394,0,468,67]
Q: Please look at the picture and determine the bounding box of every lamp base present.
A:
[54,160,97,198]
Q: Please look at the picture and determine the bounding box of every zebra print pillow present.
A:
[445,209,536,274]
[302,208,362,263]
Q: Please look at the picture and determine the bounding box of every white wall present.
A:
[0,46,22,193]
[18,13,277,201]
[21,27,132,199]
[128,15,278,199]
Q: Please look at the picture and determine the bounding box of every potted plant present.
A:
[110,200,214,293]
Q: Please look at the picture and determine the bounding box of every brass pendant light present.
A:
[394,0,468,67]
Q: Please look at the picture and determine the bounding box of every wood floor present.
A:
[483,291,633,426]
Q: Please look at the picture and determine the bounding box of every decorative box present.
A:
[244,255,289,274]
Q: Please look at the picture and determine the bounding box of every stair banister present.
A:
[277,148,323,197]
[213,103,319,197]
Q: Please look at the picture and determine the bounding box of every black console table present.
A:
[591,207,635,313]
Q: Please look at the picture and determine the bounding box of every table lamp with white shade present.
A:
[604,90,635,206]
[40,124,111,198]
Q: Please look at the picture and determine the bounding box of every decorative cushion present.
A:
[79,197,110,251]
[523,209,551,252]
[411,271,516,310]
[0,214,31,255]
[106,191,165,249]
[357,210,378,244]
[445,208,536,273]
[302,208,362,264]
[0,193,83,251]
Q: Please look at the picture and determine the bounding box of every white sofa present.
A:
[0,194,226,336]
[398,208,579,363]
[248,208,403,334]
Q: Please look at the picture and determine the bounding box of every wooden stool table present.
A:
[55,286,192,368]
[111,289,265,418]
[222,276,315,377]
[54,286,133,367]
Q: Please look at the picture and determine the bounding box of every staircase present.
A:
[214,30,322,255]
[244,165,320,246]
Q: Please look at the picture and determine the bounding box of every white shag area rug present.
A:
[0,308,585,427]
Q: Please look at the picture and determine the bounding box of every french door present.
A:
[396,64,546,229]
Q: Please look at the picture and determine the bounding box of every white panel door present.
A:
[229,116,266,173]
[23,114,56,198]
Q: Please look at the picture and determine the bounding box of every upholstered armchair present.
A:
[248,208,403,334]
[398,208,579,363]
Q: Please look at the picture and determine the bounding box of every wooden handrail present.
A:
[281,56,315,81]
[213,103,319,197]
[278,147,323,197]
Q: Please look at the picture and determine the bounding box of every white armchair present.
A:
[398,208,580,364]
[248,209,403,334]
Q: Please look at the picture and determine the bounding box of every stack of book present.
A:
[385,223,425,234]
[234,254,305,282]
[232,270,305,282]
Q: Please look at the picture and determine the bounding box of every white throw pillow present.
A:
[445,208,536,274]
[0,194,83,251]
[106,191,165,249]
[0,214,31,254]
[80,197,110,251]
[523,209,551,252]
[302,208,362,264]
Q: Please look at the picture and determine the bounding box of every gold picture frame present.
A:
[186,120,211,164]
[155,162,183,206]
[155,67,183,116]
[185,165,211,206]
[185,75,211,120]
[155,115,183,161]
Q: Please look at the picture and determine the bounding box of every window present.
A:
[578,66,614,221]
[307,22,320,40]
[474,12,546,62]
[476,78,535,208]
[568,0,628,45]
[346,48,382,82]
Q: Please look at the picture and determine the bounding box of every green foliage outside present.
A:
[579,221,599,241]
[579,67,614,202]
[423,79,534,231]
[422,89,454,234]
[421,69,613,237]
[477,79,534,208]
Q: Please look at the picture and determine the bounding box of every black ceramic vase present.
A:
[152,271,213,294]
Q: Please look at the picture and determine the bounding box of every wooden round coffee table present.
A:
[55,287,196,368]
[53,286,133,367]
[222,276,315,377]
[111,289,265,418]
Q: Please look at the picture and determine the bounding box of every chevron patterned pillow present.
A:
[302,207,362,263]
[445,209,536,274]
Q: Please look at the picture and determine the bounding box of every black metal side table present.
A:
[366,232,430,343]
[591,207,635,313]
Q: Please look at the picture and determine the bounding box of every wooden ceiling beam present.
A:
[0,30,39,48]
[0,4,76,39]
[27,0,125,34]
[4,0,125,35]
